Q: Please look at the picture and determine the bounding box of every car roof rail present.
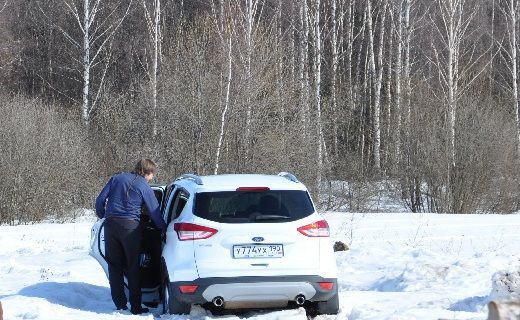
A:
[176,173,203,185]
[278,172,299,183]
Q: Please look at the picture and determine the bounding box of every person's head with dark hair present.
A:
[134,159,157,182]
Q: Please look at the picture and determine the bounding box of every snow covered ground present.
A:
[1,212,519,320]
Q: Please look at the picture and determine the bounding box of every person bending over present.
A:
[95,159,167,315]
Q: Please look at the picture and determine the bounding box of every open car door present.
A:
[89,185,166,305]
[89,217,109,278]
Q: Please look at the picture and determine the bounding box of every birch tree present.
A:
[367,0,388,172]
[39,0,133,124]
[242,0,263,160]
[330,0,339,158]
[305,0,326,198]
[213,0,233,174]
[499,0,520,159]
[429,0,491,211]
[299,0,310,142]
[142,0,162,139]
[393,0,405,168]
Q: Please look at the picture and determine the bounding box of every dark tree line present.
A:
[1,0,520,223]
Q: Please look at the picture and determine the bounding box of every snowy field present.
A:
[1,212,519,320]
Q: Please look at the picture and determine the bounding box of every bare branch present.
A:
[0,0,7,13]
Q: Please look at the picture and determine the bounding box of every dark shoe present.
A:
[116,306,128,311]
[130,307,149,315]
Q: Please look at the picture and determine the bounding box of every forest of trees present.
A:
[1,0,520,223]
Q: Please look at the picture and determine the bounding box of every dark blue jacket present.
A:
[95,172,167,231]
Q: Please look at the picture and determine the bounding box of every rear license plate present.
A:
[233,244,284,258]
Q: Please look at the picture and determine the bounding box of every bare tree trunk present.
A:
[82,0,90,123]
[447,2,457,170]
[278,0,284,129]
[404,0,412,133]
[331,0,339,158]
[215,35,233,174]
[300,0,310,143]
[345,0,357,157]
[356,7,368,174]
[509,0,520,158]
[489,0,495,96]
[385,14,393,171]
[361,24,370,174]
[313,0,324,201]
[290,0,296,86]
[367,0,387,172]
[44,0,133,124]
[244,0,254,161]
[152,0,160,139]
[143,0,162,141]
[395,0,404,169]
[431,0,488,211]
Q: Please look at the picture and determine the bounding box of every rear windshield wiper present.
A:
[253,214,291,221]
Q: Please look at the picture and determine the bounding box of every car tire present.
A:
[161,271,191,315]
[315,291,339,315]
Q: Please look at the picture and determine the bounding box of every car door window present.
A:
[161,184,174,209]
[152,189,164,210]
[163,185,177,223]
[166,188,189,224]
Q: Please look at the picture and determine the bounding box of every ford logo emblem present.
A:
[252,237,264,242]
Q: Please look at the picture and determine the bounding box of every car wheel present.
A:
[161,271,191,314]
[315,291,339,315]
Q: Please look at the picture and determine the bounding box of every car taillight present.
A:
[179,285,198,294]
[297,220,330,237]
[318,282,334,290]
[174,223,217,241]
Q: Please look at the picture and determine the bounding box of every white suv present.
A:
[90,173,339,315]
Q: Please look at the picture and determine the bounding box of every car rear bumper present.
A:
[169,275,337,309]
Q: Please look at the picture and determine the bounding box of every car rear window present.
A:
[194,190,315,223]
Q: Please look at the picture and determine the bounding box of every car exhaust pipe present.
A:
[295,295,306,305]
[212,296,224,308]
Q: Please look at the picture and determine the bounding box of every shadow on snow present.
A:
[448,295,488,312]
[16,281,114,313]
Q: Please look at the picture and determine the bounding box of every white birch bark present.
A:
[245,0,253,144]
[299,0,310,142]
[215,35,233,175]
[367,0,387,171]
[82,0,90,123]
[501,0,520,159]
[212,0,232,174]
[313,0,324,198]
[278,0,284,129]
[385,15,393,170]
[345,0,358,151]
[143,0,162,139]
[42,0,132,124]
[394,0,404,166]
[355,8,368,172]
[510,0,520,159]
[430,0,491,210]
[331,0,339,158]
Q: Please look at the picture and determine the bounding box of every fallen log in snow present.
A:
[487,300,520,320]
